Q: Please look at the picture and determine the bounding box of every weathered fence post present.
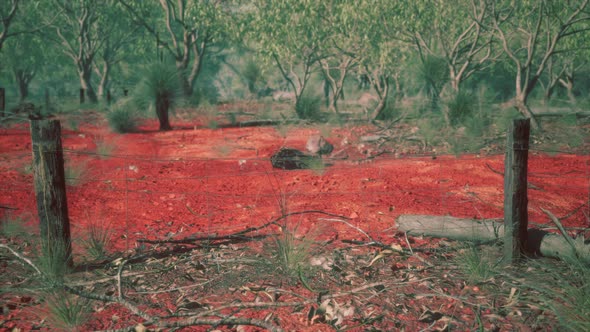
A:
[79,88,85,104]
[30,119,73,267]
[0,87,5,117]
[503,118,530,263]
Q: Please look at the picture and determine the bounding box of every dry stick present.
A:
[64,285,155,323]
[116,259,127,300]
[0,244,155,323]
[138,208,350,245]
[0,244,42,275]
[100,317,283,332]
[318,217,373,242]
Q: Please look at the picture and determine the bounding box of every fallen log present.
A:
[396,215,590,263]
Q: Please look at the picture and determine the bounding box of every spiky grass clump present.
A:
[81,221,111,260]
[107,99,138,133]
[133,62,182,131]
[36,238,72,286]
[527,258,590,331]
[270,226,315,280]
[455,245,500,284]
[43,290,91,331]
[295,93,322,121]
[446,90,475,127]
[415,55,448,109]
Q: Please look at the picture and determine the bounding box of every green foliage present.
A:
[415,55,448,103]
[518,258,590,332]
[43,290,91,331]
[107,99,138,133]
[133,62,182,111]
[0,215,28,238]
[550,259,590,331]
[242,59,262,94]
[456,246,500,284]
[295,93,322,120]
[36,238,72,286]
[374,95,398,121]
[82,221,111,260]
[267,224,316,281]
[446,90,475,126]
[417,113,447,147]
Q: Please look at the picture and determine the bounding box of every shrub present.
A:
[242,59,262,94]
[295,93,322,120]
[446,90,475,126]
[133,62,182,131]
[107,101,137,133]
[82,220,112,260]
[43,291,91,330]
[36,237,72,286]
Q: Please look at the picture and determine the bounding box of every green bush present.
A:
[374,94,398,121]
[447,90,475,126]
[242,59,262,94]
[107,100,137,133]
[295,93,322,120]
[133,62,182,131]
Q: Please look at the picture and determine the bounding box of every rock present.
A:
[306,135,334,157]
[270,147,310,170]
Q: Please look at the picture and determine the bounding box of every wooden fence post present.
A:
[0,87,5,117]
[30,119,73,267]
[503,118,530,263]
[80,88,85,104]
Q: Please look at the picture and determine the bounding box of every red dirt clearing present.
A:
[1,117,589,330]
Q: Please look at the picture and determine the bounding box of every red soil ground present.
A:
[1,114,589,330]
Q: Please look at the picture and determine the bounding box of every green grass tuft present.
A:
[43,290,91,331]
[107,100,138,133]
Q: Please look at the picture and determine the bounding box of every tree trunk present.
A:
[156,94,172,131]
[396,215,590,263]
[96,63,109,101]
[372,77,391,121]
[514,95,541,131]
[17,74,29,102]
[14,69,33,102]
[79,68,98,103]
[559,76,577,106]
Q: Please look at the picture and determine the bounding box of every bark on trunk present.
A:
[396,215,590,263]
[156,94,172,131]
[79,68,98,103]
[17,77,28,102]
[514,96,541,131]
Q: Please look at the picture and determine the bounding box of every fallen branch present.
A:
[0,244,41,274]
[396,214,590,263]
[138,209,350,245]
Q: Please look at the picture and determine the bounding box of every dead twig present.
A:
[0,244,41,275]
[138,209,350,245]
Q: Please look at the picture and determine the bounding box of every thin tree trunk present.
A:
[156,94,172,131]
[79,67,98,103]
[515,95,541,131]
[559,76,577,106]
